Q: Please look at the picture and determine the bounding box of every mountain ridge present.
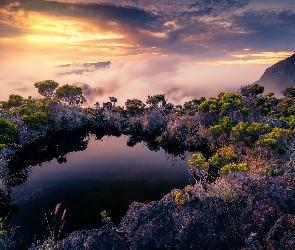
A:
[254,53,295,93]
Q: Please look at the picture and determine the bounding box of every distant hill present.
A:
[254,53,295,94]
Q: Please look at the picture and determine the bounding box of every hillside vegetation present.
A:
[1,81,295,249]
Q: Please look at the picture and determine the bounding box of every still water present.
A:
[8,131,192,249]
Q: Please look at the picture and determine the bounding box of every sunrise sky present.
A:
[0,0,294,105]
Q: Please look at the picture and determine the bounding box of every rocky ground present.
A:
[57,173,295,250]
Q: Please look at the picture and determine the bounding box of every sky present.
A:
[0,0,294,105]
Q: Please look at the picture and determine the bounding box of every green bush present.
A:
[173,190,186,205]
[220,163,248,175]
[231,122,272,143]
[209,116,235,135]
[208,146,237,166]
[255,138,278,149]
[188,153,207,168]
[0,118,19,148]
[263,166,278,176]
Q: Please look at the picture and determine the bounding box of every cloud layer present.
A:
[0,0,294,104]
[1,0,294,61]
[56,56,267,106]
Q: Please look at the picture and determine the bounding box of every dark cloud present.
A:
[0,22,23,37]
[57,61,111,69]
[72,82,104,103]
[57,61,111,76]
[187,0,250,15]
[0,0,8,6]
[208,8,295,51]
[8,0,160,31]
[150,6,295,54]
[234,8,295,36]
[2,0,294,58]
[84,61,111,69]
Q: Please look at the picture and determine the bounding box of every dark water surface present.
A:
[8,132,192,249]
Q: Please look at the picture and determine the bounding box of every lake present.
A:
[7,131,193,249]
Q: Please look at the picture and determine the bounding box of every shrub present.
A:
[0,118,19,148]
[22,111,49,129]
[188,153,207,168]
[173,190,186,205]
[231,122,272,144]
[100,210,112,224]
[255,138,278,150]
[208,146,237,167]
[220,163,248,175]
[263,166,278,176]
[209,116,235,135]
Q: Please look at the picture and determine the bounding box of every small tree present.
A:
[56,84,86,106]
[240,84,264,97]
[109,97,117,107]
[103,102,113,110]
[1,94,24,109]
[125,99,146,115]
[188,153,208,182]
[0,118,19,149]
[281,87,295,98]
[34,80,59,99]
[146,94,166,110]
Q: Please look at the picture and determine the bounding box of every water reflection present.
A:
[5,130,193,249]
[7,129,90,186]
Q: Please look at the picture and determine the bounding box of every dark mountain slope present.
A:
[254,53,295,93]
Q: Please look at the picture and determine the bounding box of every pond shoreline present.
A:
[1,125,194,249]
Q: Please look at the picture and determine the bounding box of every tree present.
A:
[281,87,295,97]
[231,122,272,145]
[109,97,117,107]
[217,92,245,115]
[103,102,113,110]
[56,84,86,106]
[209,116,235,136]
[198,93,244,117]
[146,94,166,110]
[278,94,295,117]
[1,94,24,109]
[125,99,146,115]
[192,97,206,105]
[256,128,295,170]
[188,153,208,182]
[34,80,59,99]
[240,84,264,97]
[198,98,219,113]
[0,118,19,149]
[10,99,50,129]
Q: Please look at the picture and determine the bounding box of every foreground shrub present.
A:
[0,118,19,149]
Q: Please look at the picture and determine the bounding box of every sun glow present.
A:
[1,9,124,45]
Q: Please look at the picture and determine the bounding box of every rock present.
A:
[57,225,127,250]
[265,214,295,250]
[118,194,231,249]
[58,174,295,249]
